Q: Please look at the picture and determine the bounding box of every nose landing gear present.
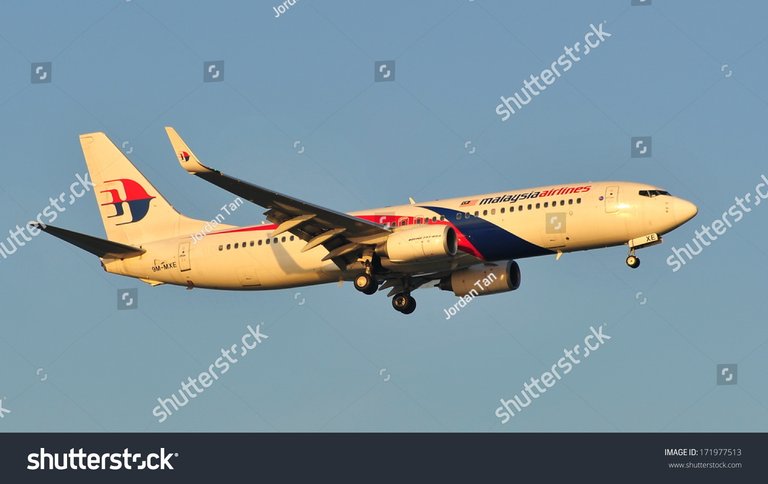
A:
[625,233,662,269]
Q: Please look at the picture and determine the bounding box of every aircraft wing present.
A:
[165,127,391,267]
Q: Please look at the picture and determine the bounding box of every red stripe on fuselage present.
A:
[204,213,485,260]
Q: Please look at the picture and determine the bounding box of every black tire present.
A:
[626,255,640,269]
[354,273,377,294]
[392,293,416,314]
[392,293,409,312]
[401,296,416,314]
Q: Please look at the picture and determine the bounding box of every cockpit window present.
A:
[639,189,671,197]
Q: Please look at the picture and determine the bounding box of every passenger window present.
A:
[535,203,540,209]
[510,206,515,212]
[491,209,496,215]
[250,241,254,247]
[258,240,263,246]
[290,235,295,241]
[527,204,532,210]
[273,238,278,243]
[560,200,565,206]
[234,243,239,249]
[500,207,505,214]
[266,239,270,245]
[226,244,231,250]
[456,213,462,220]
[577,198,581,204]
[218,245,223,251]
[568,199,573,205]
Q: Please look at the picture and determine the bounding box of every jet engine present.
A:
[439,260,521,297]
[378,225,457,263]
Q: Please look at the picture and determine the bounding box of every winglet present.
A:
[164,127,215,175]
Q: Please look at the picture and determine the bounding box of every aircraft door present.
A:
[178,241,191,272]
[542,212,567,249]
[604,186,619,213]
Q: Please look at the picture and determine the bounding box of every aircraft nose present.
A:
[675,198,698,225]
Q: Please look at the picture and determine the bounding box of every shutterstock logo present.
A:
[27,448,177,471]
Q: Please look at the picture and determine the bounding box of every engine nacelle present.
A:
[439,261,521,297]
[379,225,457,263]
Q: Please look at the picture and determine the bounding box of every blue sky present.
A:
[1,0,767,431]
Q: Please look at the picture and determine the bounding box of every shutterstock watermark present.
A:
[494,324,611,424]
[191,197,244,244]
[27,448,177,471]
[0,172,94,261]
[667,174,768,272]
[495,21,612,121]
[152,324,268,423]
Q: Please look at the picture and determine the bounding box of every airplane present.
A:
[34,128,698,314]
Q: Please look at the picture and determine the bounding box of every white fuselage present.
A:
[102,181,697,289]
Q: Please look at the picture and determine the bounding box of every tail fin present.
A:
[80,132,216,244]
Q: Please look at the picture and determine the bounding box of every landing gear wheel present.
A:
[354,273,378,295]
[392,293,417,314]
[626,255,640,269]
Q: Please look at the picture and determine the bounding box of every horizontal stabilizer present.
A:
[32,223,145,259]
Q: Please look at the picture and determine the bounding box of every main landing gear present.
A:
[353,263,418,314]
[354,272,417,314]
[353,254,379,295]
[391,292,417,314]
[353,273,378,295]
[354,273,417,314]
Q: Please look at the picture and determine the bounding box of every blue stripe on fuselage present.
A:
[421,205,552,261]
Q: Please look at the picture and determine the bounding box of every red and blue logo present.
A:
[100,179,155,225]
[179,151,190,162]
